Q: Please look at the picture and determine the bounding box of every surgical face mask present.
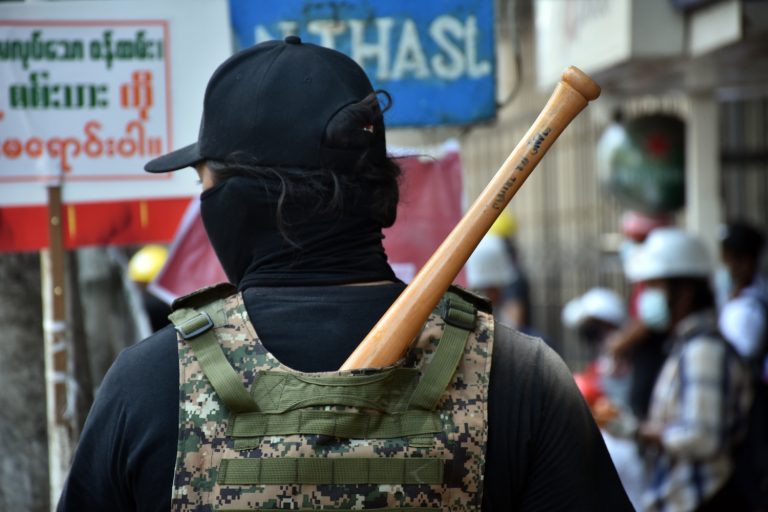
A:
[713,266,734,306]
[637,287,670,331]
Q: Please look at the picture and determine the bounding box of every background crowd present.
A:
[467,213,767,510]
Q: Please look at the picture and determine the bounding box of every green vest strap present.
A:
[250,368,419,414]
[170,309,258,414]
[409,294,477,410]
[218,457,444,485]
[230,409,441,443]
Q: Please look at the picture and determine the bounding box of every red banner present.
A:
[385,145,465,285]
[149,198,226,303]
[0,197,189,253]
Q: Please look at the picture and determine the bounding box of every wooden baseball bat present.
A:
[340,66,600,370]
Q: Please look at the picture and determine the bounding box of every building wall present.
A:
[721,97,768,228]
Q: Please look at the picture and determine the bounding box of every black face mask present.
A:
[200,176,397,288]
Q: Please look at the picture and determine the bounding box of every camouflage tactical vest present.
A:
[168,284,494,511]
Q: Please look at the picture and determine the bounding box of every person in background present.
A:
[465,232,547,342]
[563,287,643,510]
[625,227,752,511]
[719,220,768,511]
[128,244,171,332]
[488,210,532,331]
[563,287,629,409]
[610,211,673,421]
[719,220,768,380]
[465,233,516,317]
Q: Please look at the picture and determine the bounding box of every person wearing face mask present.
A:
[625,227,753,511]
[57,37,632,511]
[562,287,629,409]
[563,288,645,510]
[609,211,672,423]
[719,221,768,381]
[718,220,768,511]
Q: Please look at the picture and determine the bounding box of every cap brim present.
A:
[144,142,203,173]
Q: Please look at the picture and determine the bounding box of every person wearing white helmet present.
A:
[626,227,752,511]
[465,234,517,309]
[563,287,627,395]
[466,233,543,342]
[563,287,627,340]
[564,287,646,510]
[563,288,629,404]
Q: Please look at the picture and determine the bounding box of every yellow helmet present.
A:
[128,244,169,283]
[488,210,517,238]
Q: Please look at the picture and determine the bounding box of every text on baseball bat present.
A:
[491,126,552,210]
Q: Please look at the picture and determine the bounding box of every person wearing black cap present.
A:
[58,37,631,511]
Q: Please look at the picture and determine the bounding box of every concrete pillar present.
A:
[685,92,721,261]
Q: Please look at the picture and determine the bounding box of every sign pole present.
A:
[41,185,74,509]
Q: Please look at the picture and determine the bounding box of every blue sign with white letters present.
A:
[228,0,496,126]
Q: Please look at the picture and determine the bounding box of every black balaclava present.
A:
[200,175,398,288]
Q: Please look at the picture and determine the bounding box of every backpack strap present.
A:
[170,305,259,414]
[408,291,478,410]
[682,324,750,445]
[743,290,768,365]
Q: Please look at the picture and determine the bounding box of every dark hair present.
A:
[667,277,715,314]
[206,90,400,238]
[721,220,765,258]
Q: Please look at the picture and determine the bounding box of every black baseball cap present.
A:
[145,36,383,173]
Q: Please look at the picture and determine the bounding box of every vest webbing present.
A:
[169,286,493,511]
[169,291,478,418]
[218,457,444,485]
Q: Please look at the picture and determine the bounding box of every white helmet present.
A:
[466,235,516,289]
[562,287,626,328]
[625,227,712,283]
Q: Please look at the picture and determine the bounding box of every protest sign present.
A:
[0,0,231,252]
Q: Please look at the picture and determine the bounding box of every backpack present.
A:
[168,283,494,511]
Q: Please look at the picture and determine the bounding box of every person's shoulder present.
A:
[490,322,578,407]
[724,292,767,315]
[684,327,744,367]
[492,322,562,372]
[127,282,235,366]
[105,325,178,387]
[120,324,177,359]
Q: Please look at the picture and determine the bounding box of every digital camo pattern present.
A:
[171,289,494,511]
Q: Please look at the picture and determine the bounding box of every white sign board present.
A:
[534,0,684,89]
[0,0,231,206]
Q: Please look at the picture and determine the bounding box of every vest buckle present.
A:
[176,311,214,340]
[441,298,477,330]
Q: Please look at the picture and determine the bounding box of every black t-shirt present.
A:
[58,284,632,511]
